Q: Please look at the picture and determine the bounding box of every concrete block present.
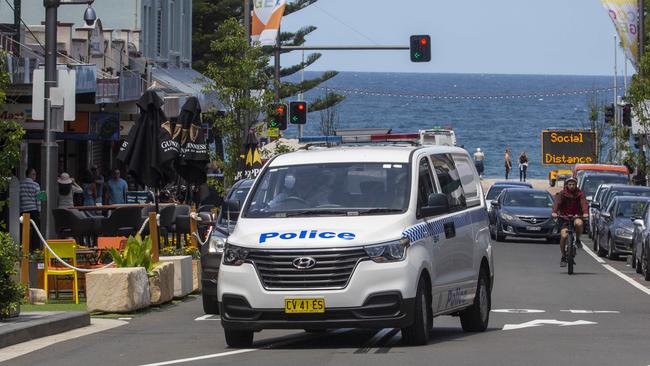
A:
[159,256,192,298]
[192,259,201,293]
[86,267,151,313]
[28,288,46,305]
[149,262,174,305]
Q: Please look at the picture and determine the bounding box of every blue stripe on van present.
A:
[402,207,487,243]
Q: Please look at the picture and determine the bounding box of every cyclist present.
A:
[551,177,589,267]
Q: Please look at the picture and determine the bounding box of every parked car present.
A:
[489,188,557,242]
[592,184,650,250]
[595,196,650,259]
[632,204,650,280]
[578,172,629,202]
[493,181,534,188]
[485,184,530,213]
[200,179,254,314]
[589,184,616,239]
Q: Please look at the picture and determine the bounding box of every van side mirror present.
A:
[222,199,241,221]
[420,193,449,217]
[490,200,500,209]
[601,211,610,219]
[590,202,600,210]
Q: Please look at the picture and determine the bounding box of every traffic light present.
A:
[623,104,632,127]
[290,101,307,125]
[604,104,615,124]
[634,135,642,149]
[267,103,288,130]
[410,35,431,62]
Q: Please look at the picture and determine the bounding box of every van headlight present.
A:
[208,233,226,254]
[222,243,250,266]
[364,238,410,262]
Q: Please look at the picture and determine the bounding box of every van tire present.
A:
[224,329,253,348]
[401,278,430,346]
[202,293,219,315]
[460,269,490,332]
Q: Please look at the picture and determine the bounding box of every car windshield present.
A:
[582,176,628,197]
[503,191,553,208]
[606,189,650,207]
[486,186,511,200]
[244,163,410,218]
[616,201,648,218]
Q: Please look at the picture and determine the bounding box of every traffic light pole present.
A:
[639,0,647,185]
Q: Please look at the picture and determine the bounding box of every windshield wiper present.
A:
[281,210,350,217]
[356,208,404,215]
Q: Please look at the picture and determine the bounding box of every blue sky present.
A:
[281,0,629,75]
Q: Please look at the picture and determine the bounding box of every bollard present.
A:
[189,208,199,249]
[21,213,31,297]
[148,212,160,263]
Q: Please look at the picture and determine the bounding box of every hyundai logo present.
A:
[292,257,316,270]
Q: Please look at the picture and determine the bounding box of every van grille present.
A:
[247,247,369,290]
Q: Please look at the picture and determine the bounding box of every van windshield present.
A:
[244,163,410,218]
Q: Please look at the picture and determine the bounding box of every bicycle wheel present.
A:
[567,232,574,275]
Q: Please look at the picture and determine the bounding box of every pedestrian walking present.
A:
[80,169,97,206]
[91,165,105,204]
[20,168,41,251]
[107,169,128,204]
[504,148,512,180]
[57,172,83,208]
[473,148,485,178]
[519,150,529,182]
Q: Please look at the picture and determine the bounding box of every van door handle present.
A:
[443,222,456,239]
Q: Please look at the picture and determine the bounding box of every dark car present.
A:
[200,179,254,314]
[485,184,530,214]
[632,203,650,280]
[588,184,616,239]
[592,184,650,250]
[489,188,557,242]
[595,196,650,260]
[578,172,629,202]
[493,181,534,188]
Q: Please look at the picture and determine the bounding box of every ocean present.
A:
[284,72,627,179]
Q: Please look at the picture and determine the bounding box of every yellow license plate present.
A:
[284,298,325,313]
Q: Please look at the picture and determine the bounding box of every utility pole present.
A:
[615,35,619,160]
[13,0,20,55]
[639,0,647,184]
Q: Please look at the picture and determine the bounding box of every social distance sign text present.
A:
[541,130,597,165]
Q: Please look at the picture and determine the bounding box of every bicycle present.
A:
[557,215,587,275]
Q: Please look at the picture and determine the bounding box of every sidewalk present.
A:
[0,311,90,349]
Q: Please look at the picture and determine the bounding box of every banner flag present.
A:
[601,0,639,67]
[252,0,287,46]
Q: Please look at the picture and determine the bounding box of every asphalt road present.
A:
[5,236,650,366]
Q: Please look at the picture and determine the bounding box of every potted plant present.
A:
[0,232,24,320]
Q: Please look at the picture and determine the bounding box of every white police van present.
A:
[217,139,493,347]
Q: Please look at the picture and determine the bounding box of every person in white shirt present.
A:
[473,148,485,178]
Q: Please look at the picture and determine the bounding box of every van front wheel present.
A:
[401,278,430,346]
[460,270,490,332]
[224,329,253,348]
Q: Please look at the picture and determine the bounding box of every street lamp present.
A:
[41,0,95,238]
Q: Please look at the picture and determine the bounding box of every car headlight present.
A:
[364,237,410,262]
[615,227,634,238]
[222,243,250,266]
[500,212,515,221]
[208,233,227,254]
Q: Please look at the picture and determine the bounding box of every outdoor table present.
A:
[76,247,100,266]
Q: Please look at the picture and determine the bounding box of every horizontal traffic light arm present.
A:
[280,45,410,51]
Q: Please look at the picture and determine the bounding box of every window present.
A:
[430,154,466,211]
[417,157,436,215]
[453,154,479,207]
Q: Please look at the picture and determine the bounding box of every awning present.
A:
[152,67,223,112]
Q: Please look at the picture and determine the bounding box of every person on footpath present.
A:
[91,165,105,205]
[57,172,83,208]
[20,168,41,251]
[107,169,128,204]
[473,148,485,178]
[518,150,529,182]
[80,169,97,206]
[504,148,512,180]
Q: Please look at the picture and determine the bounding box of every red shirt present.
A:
[552,187,588,216]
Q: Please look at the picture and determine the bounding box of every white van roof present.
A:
[269,145,469,167]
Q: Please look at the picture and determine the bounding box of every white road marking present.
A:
[194,315,220,321]
[138,349,257,366]
[118,317,132,321]
[0,318,127,363]
[560,310,620,314]
[491,309,545,314]
[582,243,650,296]
[502,319,597,331]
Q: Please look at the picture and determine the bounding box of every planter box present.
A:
[86,267,151,313]
[149,262,174,306]
[7,303,20,318]
[192,259,201,293]
[159,256,192,298]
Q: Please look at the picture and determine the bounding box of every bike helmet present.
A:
[565,177,577,184]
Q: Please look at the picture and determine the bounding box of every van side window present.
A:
[452,154,480,207]
[430,153,467,211]
[417,157,436,215]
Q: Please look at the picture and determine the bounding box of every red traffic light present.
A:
[276,107,285,113]
[420,38,428,46]
[297,104,305,111]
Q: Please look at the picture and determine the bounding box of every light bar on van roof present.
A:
[299,136,343,144]
[370,133,419,142]
[300,133,420,145]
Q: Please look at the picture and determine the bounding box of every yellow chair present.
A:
[44,239,79,304]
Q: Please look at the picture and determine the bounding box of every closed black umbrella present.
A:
[177,97,208,185]
[117,90,177,209]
